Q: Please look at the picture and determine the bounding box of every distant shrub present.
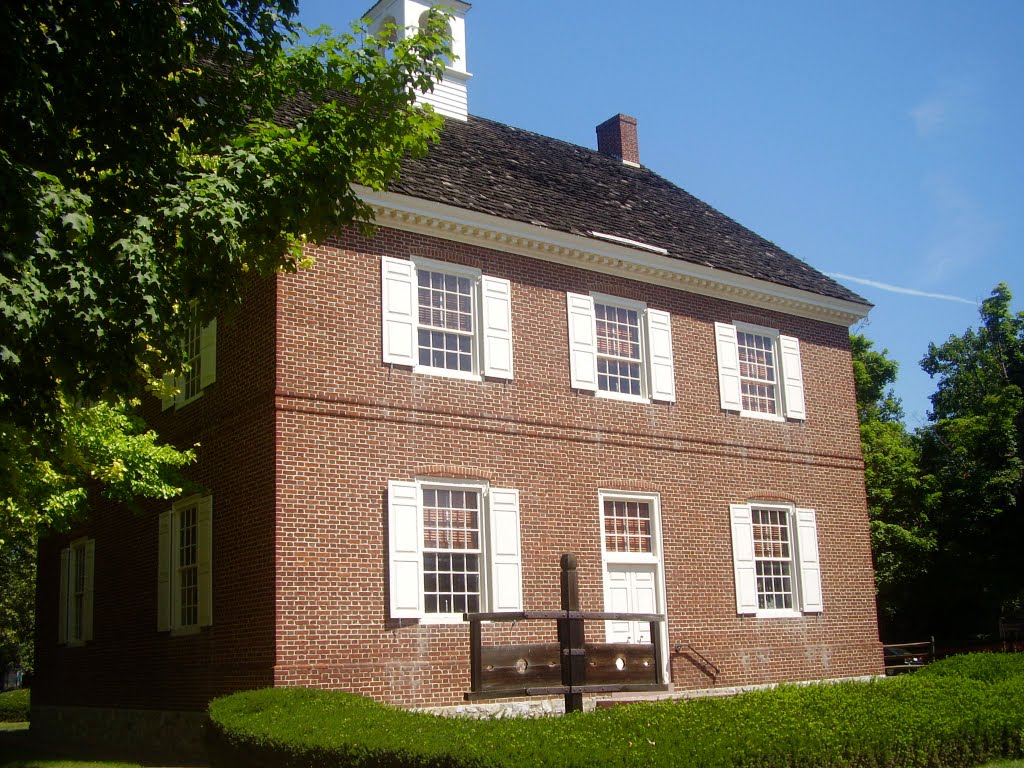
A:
[209,654,1024,768]
[920,653,1024,683]
[0,688,30,722]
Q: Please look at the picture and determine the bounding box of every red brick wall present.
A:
[33,279,280,711]
[270,225,881,707]
[34,221,881,715]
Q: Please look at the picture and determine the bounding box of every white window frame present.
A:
[566,292,676,404]
[158,495,213,634]
[729,502,822,618]
[58,537,94,646]
[387,478,522,624]
[162,316,217,411]
[714,321,805,421]
[381,256,514,382]
[598,490,669,682]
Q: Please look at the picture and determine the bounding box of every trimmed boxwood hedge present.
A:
[0,688,30,722]
[208,654,1024,768]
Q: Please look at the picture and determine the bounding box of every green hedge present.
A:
[208,654,1024,768]
[0,688,30,722]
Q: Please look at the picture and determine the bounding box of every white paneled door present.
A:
[604,565,658,644]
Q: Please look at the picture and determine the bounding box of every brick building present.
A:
[33,0,881,757]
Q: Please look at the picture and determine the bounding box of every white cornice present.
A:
[354,187,871,327]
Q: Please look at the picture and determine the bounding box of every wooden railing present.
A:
[464,554,668,713]
[883,638,934,674]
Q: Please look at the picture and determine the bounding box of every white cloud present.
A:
[827,273,978,305]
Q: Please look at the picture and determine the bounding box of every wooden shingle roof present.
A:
[390,114,868,306]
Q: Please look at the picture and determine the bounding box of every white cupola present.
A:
[363,0,472,121]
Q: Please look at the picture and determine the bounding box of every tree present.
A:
[1,1,452,537]
[851,334,935,639]
[918,283,1024,643]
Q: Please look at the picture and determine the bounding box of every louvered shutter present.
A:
[198,497,213,627]
[715,323,742,411]
[796,508,823,613]
[381,256,417,366]
[200,318,217,388]
[729,505,758,615]
[481,276,514,379]
[488,488,523,612]
[566,293,598,391]
[388,481,424,619]
[58,548,69,644]
[779,335,806,420]
[157,511,172,631]
[82,539,95,641]
[645,308,676,402]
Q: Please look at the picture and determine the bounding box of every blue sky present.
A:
[299,1,1024,426]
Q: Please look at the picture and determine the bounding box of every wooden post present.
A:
[469,618,482,694]
[559,553,585,713]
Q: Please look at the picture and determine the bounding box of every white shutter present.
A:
[82,539,95,641]
[715,322,742,411]
[200,318,217,388]
[796,508,823,613]
[198,496,213,627]
[779,335,806,420]
[488,488,522,612]
[58,548,69,644]
[381,256,417,366]
[566,293,598,391]
[729,504,758,615]
[645,308,676,402]
[161,372,175,411]
[388,481,424,619]
[481,276,514,380]
[157,510,172,631]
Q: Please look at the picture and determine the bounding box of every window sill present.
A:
[174,389,206,410]
[751,610,803,619]
[170,625,202,637]
[737,410,785,423]
[419,614,472,625]
[413,366,482,383]
[595,390,650,404]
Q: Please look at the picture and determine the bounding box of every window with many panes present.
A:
[751,507,794,610]
[714,322,805,421]
[59,537,94,645]
[422,487,481,614]
[158,495,212,633]
[595,302,643,397]
[175,501,200,628]
[603,498,653,554]
[737,331,779,416]
[381,256,514,381]
[162,314,216,411]
[182,319,204,402]
[417,269,475,374]
[565,292,676,403]
[729,503,823,617]
[387,480,522,621]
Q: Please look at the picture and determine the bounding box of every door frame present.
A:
[598,489,670,683]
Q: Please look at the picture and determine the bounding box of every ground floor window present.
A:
[158,495,213,633]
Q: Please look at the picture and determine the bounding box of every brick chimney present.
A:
[596,114,640,166]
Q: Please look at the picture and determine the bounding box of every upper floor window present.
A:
[388,479,522,622]
[158,495,213,634]
[162,314,217,411]
[381,256,513,381]
[714,322,805,420]
[59,537,95,645]
[729,503,822,617]
[566,292,676,403]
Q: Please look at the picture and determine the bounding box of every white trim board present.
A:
[355,187,871,327]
